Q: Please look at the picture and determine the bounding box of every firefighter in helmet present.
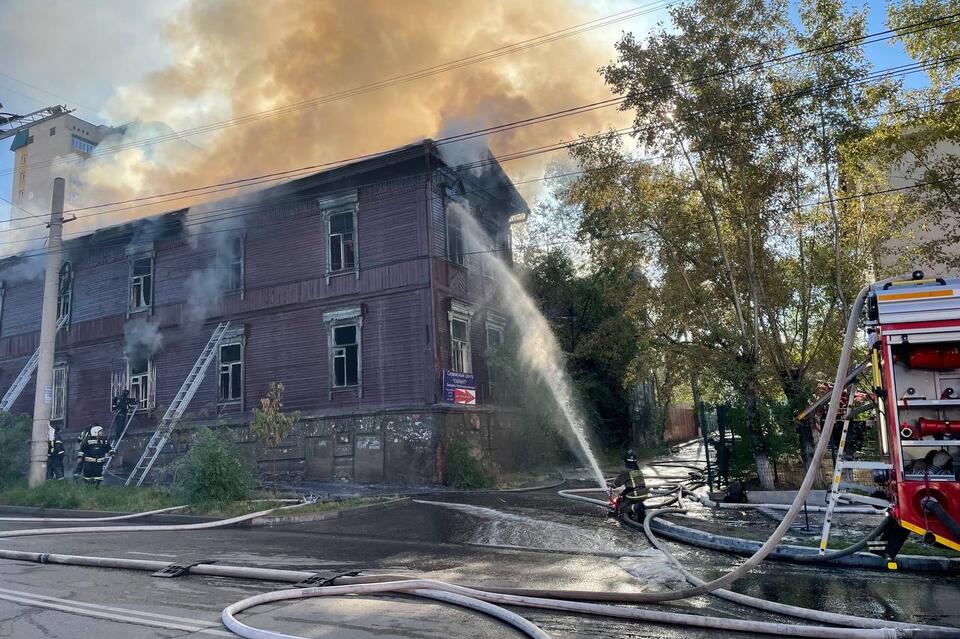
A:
[47,426,65,479]
[612,450,648,521]
[76,424,113,486]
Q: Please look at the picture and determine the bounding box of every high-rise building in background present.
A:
[8,112,113,231]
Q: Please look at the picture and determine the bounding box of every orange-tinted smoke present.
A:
[51,0,636,241]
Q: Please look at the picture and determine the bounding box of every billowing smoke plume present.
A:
[0,253,46,283]
[123,318,163,370]
[6,0,636,256]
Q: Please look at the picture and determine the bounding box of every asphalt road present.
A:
[1,459,958,637]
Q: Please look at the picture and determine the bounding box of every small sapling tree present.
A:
[251,382,300,495]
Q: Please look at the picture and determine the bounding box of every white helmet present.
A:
[90,426,104,437]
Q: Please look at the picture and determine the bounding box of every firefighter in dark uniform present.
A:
[73,425,91,478]
[76,425,113,487]
[612,450,648,521]
[47,427,65,479]
[111,389,136,442]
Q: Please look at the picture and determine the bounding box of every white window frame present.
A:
[128,254,154,313]
[448,300,475,374]
[320,192,359,282]
[127,358,156,410]
[51,363,67,421]
[324,306,363,396]
[217,331,244,405]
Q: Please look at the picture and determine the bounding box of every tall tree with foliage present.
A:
[564,0,918,486]
[845,0,960,271]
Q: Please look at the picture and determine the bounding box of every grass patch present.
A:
[0,482,397,520]
[0,480,179,512]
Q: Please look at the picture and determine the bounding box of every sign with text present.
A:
[443,370,476,405]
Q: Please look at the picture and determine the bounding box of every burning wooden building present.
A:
[0,140,527,484]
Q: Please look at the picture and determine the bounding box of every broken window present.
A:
[127,358,155,410]
[332,324,359,387]
[328,210,356,273]
[447,211,466,266]
[485,319,505,401]
[51,364,67,421]
[57,261,73,321]
[218,342,243,403]
[129,256,153,312]
[221,235,244,292]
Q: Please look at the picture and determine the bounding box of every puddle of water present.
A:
[413,499,643,555]
[617,550,686,589]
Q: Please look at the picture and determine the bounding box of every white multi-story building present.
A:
[8,113,113,230]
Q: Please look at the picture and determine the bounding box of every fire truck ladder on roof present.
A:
[125,321,231,487]
[819,379,892,555]
[0,314,70,413]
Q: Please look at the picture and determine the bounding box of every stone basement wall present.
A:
[105,407,518,486]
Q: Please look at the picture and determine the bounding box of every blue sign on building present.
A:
[443,370,476,405]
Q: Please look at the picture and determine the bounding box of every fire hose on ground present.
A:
[2,277,958,638]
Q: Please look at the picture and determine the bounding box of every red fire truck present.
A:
[867,273,960,556]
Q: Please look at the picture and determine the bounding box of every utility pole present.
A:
[28,177,65,487]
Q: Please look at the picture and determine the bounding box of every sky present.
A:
[0,0,922,252]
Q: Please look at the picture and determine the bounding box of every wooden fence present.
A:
[665,405,699,443]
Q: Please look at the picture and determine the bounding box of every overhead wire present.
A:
[3,50,955,245]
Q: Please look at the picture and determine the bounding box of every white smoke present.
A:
[180,196,248,329]
[435,121,492,177]
[123,318,163,369]
[0,254,46,283]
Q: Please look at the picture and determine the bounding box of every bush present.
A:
[174,427,250,506]
[444,439,493,489]
[0,413,32,487]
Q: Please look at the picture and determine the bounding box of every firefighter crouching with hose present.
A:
[609,450,648,521]
[75,425,114,487]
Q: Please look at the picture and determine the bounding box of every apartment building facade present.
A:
[8,113,114,231]
[0,141,526,484]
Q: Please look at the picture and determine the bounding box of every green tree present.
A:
[564,0,916,486]
[0,413,31,486]
[848,0,960,272]
[251,382,300,495]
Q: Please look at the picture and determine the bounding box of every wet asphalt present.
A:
[1,452,958,638]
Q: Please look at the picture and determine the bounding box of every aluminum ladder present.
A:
[0,314,69,412]
[819,380,892,555]
[125,321,231,486]
[102,405,138,475]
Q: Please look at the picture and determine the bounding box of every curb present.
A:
[246,497,410,526]
[649,515,960,574]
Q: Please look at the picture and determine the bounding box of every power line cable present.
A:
[4,144,956,265]
[6,50,951,236]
